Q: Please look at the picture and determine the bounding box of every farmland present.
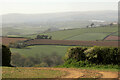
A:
[1,37,27,45]
[10,45,73,57]
[10,39,119,58]
[25,39,119,47]
[105,36,119,41]
[4,25,118,41]
[26,25,118,41]
[64,33,110,40]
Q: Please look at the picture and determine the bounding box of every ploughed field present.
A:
[105,36,120,41]
[25,39,119,47]
[1,37,27,45]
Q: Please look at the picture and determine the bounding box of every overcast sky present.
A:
[0,0,119,15]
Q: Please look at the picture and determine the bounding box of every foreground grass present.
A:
[10,45,74,57]
[2,67,66,78]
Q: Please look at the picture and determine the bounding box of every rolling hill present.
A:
[27,25,118,41]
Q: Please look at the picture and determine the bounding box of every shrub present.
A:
[64,47,88,61]
[63,46,120,68]
[84,46,120,65]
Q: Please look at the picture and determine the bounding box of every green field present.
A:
[111,32,119,36]
[2,67,66,78]
[65,33,110,40]
[26,25,118,40]
[3,26,48,36]
[10,45,74,57]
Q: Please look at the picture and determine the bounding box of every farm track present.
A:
[35,67,119,78]
[26,39,119,47]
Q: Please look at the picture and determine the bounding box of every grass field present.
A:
[26,25,118,40]
[3,26,47,36]
[2,67,66,78]
[111,32,119,36]
[10,45,74,57]
[65,33,110,40]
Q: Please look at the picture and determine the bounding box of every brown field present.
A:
[1,37,27,45]
[105,36,120,41]
[25,39,119,47]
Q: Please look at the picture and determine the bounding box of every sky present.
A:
[0,0,119,15]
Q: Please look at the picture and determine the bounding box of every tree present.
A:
[36,35,52,39]
[2,45,12,66]
[86,26,89,28]
[49,36,52,39]
[91,23,94,27]
[110,23,113,26]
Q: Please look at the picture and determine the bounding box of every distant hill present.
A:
[2,10,118,36]
[2,10,117,23]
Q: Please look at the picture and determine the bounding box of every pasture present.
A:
[10,45,73,57]
[65,32,110,40]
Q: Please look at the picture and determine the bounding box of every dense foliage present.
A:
[84,46,120,65]
[64,47,88,61]
[63,46,120,68]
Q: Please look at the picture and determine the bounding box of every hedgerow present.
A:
[64,46,120,67]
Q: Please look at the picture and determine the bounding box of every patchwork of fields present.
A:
[2,25,119,58]
[26,25,118,41]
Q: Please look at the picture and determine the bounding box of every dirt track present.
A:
[36,67,119,78]
[99,71,118,78]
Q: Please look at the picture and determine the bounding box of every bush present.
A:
[84,46,120,65]
[62,59,92,68]
[64,46,120,68]
[64,47,87,61]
